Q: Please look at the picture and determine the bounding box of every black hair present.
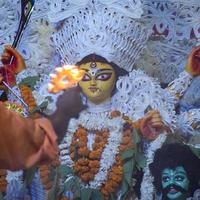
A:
[76,54,127,80]
[149,143,200,196]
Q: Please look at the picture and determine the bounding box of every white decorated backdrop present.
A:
[0,0,199,83]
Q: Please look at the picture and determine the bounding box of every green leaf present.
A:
[121,149,135,160]
[49,168,59,200]
[0,192,3,200]
[165,134,185,144]
[132,128,140,145]
[19,76,40,90]
[188,135,200,147]
[64,177,81,198]
[81,188,92,200]
[29,101,49,114]
[121,158,136,197]
[91,189,104,200]
[123,158,134,175]
[23,167,37,188]
[135,148,146,170]
[188,145,200,159]
[109,193,115,200]
[58,165,74,177]
[121,180,128,199]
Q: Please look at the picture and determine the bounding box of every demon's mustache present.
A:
[162,184,188,197]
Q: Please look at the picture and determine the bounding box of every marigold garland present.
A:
[19,84,37,113]
[0,169,7,193]
[69,126,109,183]
[39,165,53,191]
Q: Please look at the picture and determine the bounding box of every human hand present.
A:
[0,73,6,91]
[186,45,200,76]
[140,110,170,141]
[55,86,86,118]
[48,86,86,142]
[1,45,26,74]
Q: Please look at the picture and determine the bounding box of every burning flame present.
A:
[48,65,84,93]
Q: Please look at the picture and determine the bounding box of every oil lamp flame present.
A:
[48,65,84,93]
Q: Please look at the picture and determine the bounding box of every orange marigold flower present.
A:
[76,127,87,135]
[78,141,86,148]
[79,166,90,173]
[89,160,100,168]
[121,136,130,145]
[39,165,49,170]
[44,181,53,190]
[108,179,119,188]
[123,129,131,136]
[89,150,102,159]
[80,172,92,182]
[39,169,49,177]
[74,164,82,172]
[60,197,69,200]
[119,145,128,152]
[0,170,6,176]
[51,158,61,167]
[100,187,110,197]
[94,135,103,143]
[102,131,109,138]
[93,143,102,150]
[112,166,123,175]
[109,172,122,183]
[79,136,87,143]
[70,152,75,160]
[78,147,89,156]
[104,182,115,192]
[41,176,50,185]
[132,118,143,129]
[77,158,89,166]
[90,167,99,174]
[115,156,122,162]
[110,111,121,118]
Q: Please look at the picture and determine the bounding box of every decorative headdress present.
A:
[48,0,150,72]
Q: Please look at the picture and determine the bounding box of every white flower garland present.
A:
[140,132,167,200]
[59,110,124,189]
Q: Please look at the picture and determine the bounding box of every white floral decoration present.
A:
[167,70,193,101]
[177,109,200,137]
[112,70,176,128]
[140,132,167,200]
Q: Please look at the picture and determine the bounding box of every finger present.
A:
[150,123,163,129]
[1,52,12,64]
[150,118,163,124]
[4,45,23,61]
[147,111,160,117]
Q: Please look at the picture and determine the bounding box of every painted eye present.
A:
[175,175,184,181]
[82,74,91,81]
[96,73,112,81]
[162,176,169,182]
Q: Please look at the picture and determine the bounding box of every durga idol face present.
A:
[79,62,116,104]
